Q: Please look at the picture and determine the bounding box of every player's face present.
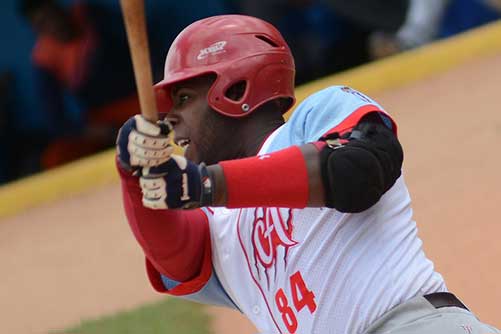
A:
[167,75,238,164]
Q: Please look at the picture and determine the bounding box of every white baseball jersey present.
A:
[153,86,446,334]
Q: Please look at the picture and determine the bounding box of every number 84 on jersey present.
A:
[274,271,317,333]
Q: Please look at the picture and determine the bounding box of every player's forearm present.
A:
[207,143,324,207]
[207,121,403,212]
[117,160,209,282]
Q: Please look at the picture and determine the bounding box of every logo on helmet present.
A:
[197,41,227,60]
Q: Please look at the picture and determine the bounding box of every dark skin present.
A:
[165,74,325,207]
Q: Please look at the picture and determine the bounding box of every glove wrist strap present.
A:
[198,163,214,207]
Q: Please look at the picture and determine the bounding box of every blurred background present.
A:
[1,0,500,185]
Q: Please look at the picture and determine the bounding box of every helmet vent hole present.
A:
[255,34,279,47]
[225,80,247,102]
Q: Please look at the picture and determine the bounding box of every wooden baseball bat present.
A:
[120,0,158,122]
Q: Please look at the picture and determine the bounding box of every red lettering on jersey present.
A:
[274,271,317,333]
[251,208,298,269]
[290,271,317,313]
[238,208,306,333]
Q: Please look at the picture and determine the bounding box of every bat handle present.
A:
[120,0,158,123]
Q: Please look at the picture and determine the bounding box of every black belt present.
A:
[423,292,469,311]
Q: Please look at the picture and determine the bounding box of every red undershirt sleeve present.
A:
[117,160,212,294]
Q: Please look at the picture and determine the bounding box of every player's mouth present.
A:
[174,136,198,162]
[176,138,191,151]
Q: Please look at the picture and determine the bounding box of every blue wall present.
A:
[0,0,46,130]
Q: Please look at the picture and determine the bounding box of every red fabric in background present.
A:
[32,3,95,89]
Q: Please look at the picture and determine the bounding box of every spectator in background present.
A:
[369,0,448,59]
[18,0,234,170]
[237,0,409,84]
[370,0,501,59]
[19,0,139,168]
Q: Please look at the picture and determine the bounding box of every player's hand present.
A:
[139,156,210,210]
[116,115,174,172]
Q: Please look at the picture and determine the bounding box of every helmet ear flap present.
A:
[208,77,252,116]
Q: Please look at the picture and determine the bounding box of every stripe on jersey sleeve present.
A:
[283,86,397,146]
[161,270,240,310]
[320,104,398,139]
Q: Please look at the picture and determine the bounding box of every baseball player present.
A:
[116,15,500,334]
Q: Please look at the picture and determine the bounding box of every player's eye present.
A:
[174,91,192,108]
[179,94,189,104]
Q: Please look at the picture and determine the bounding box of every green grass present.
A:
[51,298,212,334]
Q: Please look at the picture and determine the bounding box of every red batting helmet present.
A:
[155,15,295,117]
